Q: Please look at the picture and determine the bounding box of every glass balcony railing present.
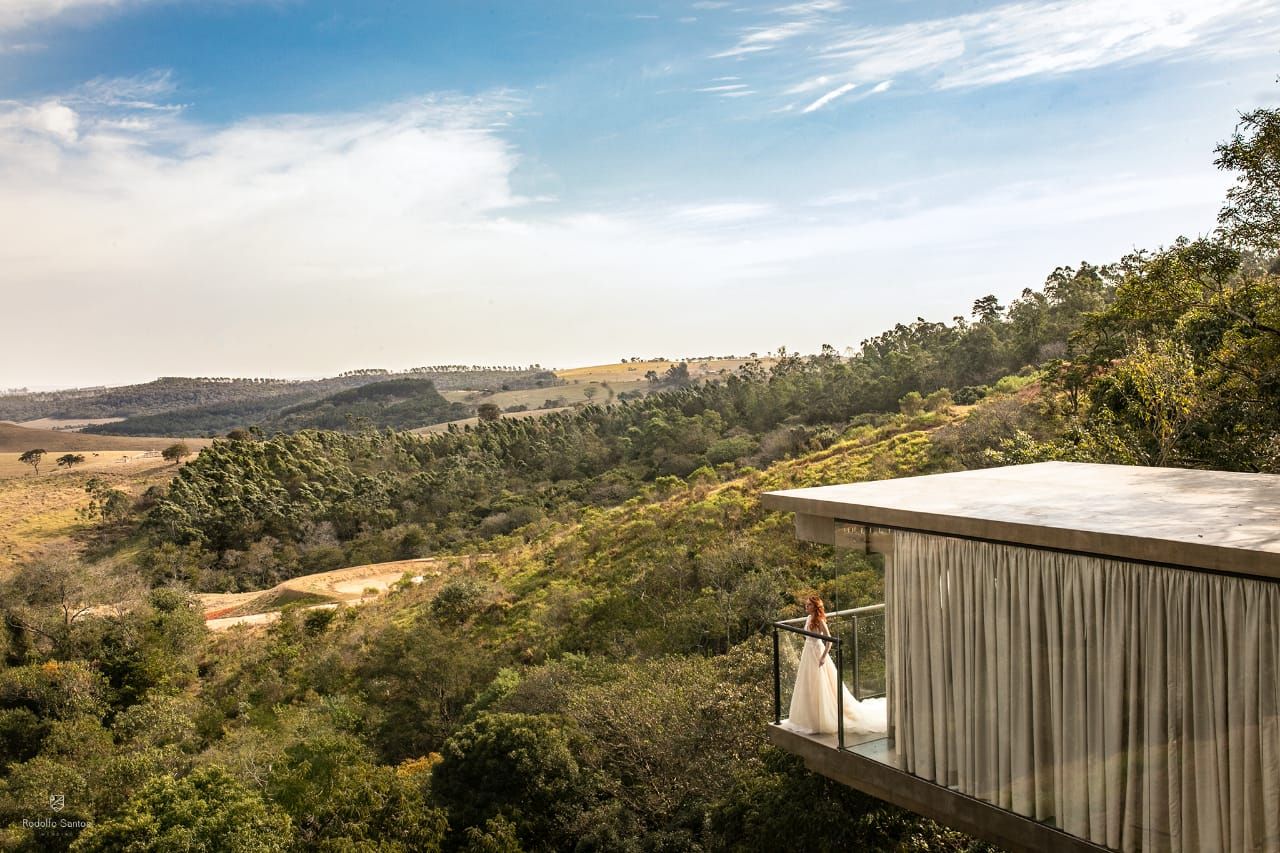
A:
[771,603,886,751]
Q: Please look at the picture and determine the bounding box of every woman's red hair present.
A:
[805,594,826,623]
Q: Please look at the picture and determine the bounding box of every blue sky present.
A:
[2,0,1278,387]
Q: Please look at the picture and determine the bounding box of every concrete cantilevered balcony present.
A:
[764,462,1280,853]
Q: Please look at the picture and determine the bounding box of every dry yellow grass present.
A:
[0,456,186,571]
[0,449,191,479]
[442,380,647,410]
[556,357,772,383]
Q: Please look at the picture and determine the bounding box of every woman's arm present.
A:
[816,619,832,665]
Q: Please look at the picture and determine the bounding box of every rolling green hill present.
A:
[262,377,471,432]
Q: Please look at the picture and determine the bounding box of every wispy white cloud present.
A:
[775,1,842,14]
[697,83,748,92]
[75,70,179,109]
[712,20,812,57]
[784,75,832,95]
[707,0,1280,111]
[801,81,855,112]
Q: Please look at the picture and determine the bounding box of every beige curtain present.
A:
[889,531,1280,852]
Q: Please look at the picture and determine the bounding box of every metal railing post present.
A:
[853,613,862,701]
[773,626,781,724]
[835,638,845,751]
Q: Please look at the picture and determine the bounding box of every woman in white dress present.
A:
[788,595,887,735]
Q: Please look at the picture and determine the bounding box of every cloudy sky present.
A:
[2,0,1278,388]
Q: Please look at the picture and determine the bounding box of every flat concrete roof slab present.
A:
[762,462,1280,579]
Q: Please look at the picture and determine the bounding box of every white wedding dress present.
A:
[788,616,887,735]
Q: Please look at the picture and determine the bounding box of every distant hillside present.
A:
[82,393,325,438]
[0,421,195,453]
[0,376,324,422]
[47,368,558,436]
[263,377,471,432]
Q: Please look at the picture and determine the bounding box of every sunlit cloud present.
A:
[0,0,130,32]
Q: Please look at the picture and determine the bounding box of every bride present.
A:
[788,595,887,735]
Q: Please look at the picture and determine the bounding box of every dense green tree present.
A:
[161,442,192,465]
[267,731,447,851]
[0,661,108,767]
[352,614,495,760]
[433,713,590,851]
[461,816,524,853]
[81,477,131,524]
[71,767,293,852]
[710,748,991,853]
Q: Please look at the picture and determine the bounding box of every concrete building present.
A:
[764,462,1280,853]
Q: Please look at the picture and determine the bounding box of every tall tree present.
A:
[1216,102,1280,251]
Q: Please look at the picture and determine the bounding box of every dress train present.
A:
[788,620,886,735]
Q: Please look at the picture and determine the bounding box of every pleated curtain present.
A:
[888,530,1280,852]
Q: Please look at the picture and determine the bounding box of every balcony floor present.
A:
[768,721,1109,853]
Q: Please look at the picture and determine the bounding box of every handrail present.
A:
[775,602,885,628]
[770,622,840,642]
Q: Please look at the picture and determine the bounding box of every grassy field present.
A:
[440,381,647,410]
[0,455,187,570]
[3,449,169,479]
[439,357,775,415]
[556,357,771,383]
